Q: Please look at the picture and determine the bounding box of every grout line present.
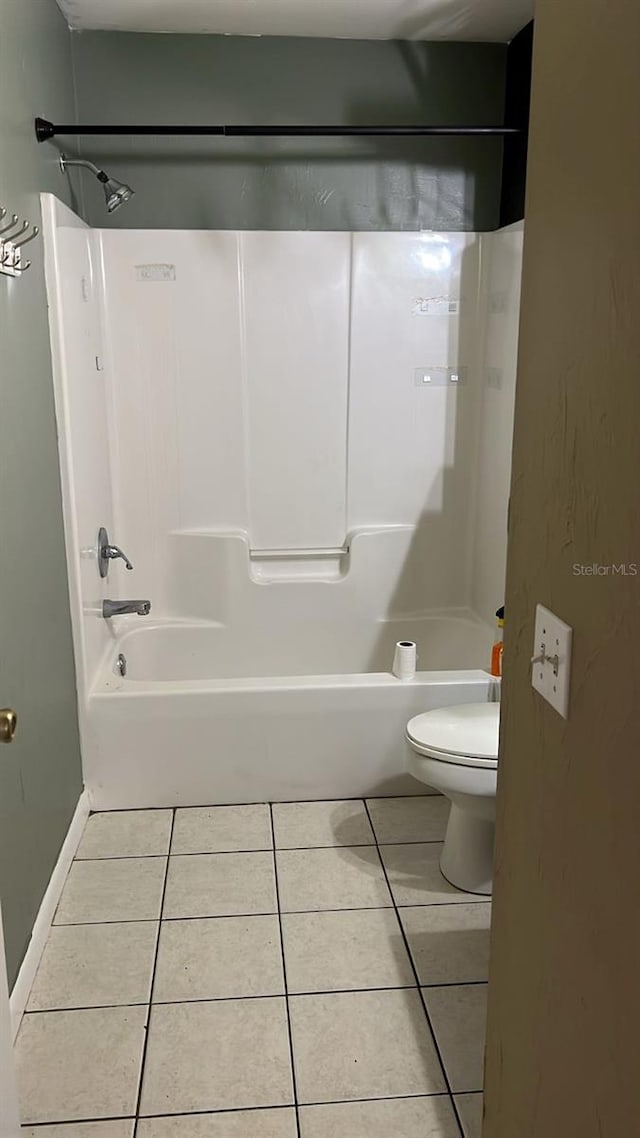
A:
[21,978,490,1018]
[138,1089,456,1117]
[363,801,467,1138]
[274,795,440,805]
[28,1090,456,1127]
[83,795,438,818]
[23,1003,148,1016]
[85,807,177,815]
[276,838,445,850]
[26,1119,135,1129]
[132,808,176,1133]
[74,838,447,862]
[52,896,489,930]
[269,804,301,1138]
[170,849,275,858]
[413,978,489,989]
[280,901,490,911]
[75,854,172,862]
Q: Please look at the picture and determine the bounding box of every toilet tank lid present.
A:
[407,702,500,761]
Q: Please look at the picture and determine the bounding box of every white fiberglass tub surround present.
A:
[43,198,522,811]
[84,530,495,809]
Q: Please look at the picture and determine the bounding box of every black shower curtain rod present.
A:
[35,117,518,142]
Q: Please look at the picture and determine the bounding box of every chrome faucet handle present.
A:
[105,544,134,570]
[98,526,134,577]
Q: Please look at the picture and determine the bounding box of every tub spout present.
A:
[103,599,151,618]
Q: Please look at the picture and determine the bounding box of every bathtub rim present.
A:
[90,667,496,698]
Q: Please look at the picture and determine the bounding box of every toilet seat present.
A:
[406,702,499,770]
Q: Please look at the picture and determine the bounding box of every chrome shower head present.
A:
[100,174,135,214]
[59,154,135,213]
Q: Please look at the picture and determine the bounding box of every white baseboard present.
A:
[10,789,90,1040]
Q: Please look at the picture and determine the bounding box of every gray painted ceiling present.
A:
[56,0,533,41]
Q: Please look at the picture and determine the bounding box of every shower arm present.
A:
[36,118,518,142]
[60,155,108,181]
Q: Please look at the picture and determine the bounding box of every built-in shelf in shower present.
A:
[249,545,350,582]
[250,546,349,560]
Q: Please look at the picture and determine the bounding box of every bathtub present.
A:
[83,613,495,810]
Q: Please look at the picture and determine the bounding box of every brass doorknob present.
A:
[0,709,17,743]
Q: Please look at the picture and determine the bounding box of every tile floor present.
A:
[16,797,489,1138]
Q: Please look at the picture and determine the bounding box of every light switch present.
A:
[531,604,573,718]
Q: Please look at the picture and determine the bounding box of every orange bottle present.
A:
[490,606,505,677]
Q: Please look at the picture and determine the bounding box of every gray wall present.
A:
[0,0,83,988]
[69,33,506,231]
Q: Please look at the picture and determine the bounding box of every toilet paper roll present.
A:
[392,640,417,681]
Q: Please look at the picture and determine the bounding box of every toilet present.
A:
[406,702,500,895]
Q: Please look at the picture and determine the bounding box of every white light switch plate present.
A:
[531,604,573,718]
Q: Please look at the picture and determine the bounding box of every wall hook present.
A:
[3,219,30,242]
[13,225,39,249]
[0,211,39,277]
[0,213,19,235]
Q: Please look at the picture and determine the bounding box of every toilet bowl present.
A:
[406,702,499,895]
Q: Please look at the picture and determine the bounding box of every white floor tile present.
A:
[137,1109,297,1138]
[27,922,157,1011]
[455,1093,484,1138]
[16,1006,146,1123]
[163,852,277,918]
[272,800,374,849]
[276,847,391,912]
[76,811,172,859]
[17,796,494,1133]
[171,805,272,854]
[400,903,492,985]
[367,797,450,844]
[380,843,482,906]
[139,998,293,1115]
[299,1096,461,1138]
[289,988,446,1103]
[21,1125,134,1138]
[54,858,166,925]
[153,915,284,1002]
[423,984,488,1092]
[282,908,413,993]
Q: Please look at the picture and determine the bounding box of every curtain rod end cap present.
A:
[35,118,55,143]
